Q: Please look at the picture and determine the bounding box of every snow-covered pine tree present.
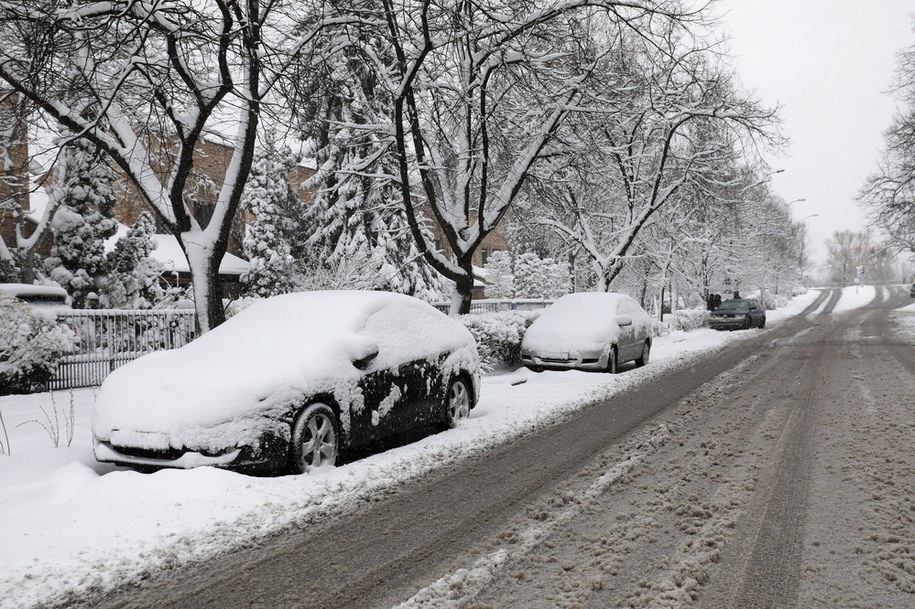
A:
[241,152,301,298]
[542,257,571,299]
[43,138,117,308]
[102,211,163,308]
[483,250,514,299]
[513,252,550,299]
[302,99,445,301]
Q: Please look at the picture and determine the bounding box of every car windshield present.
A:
[716,300,749,312]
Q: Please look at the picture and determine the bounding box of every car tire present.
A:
[744,315,752,330]
[290,403,338,474]
[759,317,766,329]
[635,340,650,367]
[443,376,472,429]
[607,346,618,374]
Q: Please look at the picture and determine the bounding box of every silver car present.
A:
[521,292,653,373]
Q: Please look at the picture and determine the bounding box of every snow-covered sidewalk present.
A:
[0,288,874,609]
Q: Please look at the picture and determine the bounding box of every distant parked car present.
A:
[93,291,481,474]
[709,298,766,330]
[521,292,653,373]
[910,282,915,297]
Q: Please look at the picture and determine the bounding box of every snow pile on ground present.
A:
[831,285,877,312]
[0,289,831,609]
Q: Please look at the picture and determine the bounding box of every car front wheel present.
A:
[607,346,618,374]
[443,377,471,429]
[290,403,338,474]
[744,315,752,329]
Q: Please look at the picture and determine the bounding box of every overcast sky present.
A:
[717,0,914,266]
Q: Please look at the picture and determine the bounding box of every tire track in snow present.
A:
[391,425,673,609]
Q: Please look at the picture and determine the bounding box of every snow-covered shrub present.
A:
[653,309,708,336]
[483,250,514,298]
[0,296,76,395]
[459,310,540,372]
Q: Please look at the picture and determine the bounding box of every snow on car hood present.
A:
[521,292,634,354]
[93,291,477,451]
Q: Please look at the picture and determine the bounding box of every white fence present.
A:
[432,299,554,314]
[49,309,198,390]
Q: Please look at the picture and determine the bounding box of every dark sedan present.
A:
[93,291,481,475]
[709,298,766,330]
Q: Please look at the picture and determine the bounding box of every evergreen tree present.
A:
[302,133,444,301]
[514,252,548,298]
[483,250,515,299]
[543,257,571,299]
[43,138,117,307]
[102,211,163,308]
[241,152,301,298]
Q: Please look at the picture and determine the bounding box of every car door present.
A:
[355,303,441,437]
[751,300,765,325]
[615,300,638,362]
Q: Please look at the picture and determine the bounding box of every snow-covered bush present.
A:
[459,310,540,372]
[653,309,708,336]
[483,250,514,298]
[0,296,76,395]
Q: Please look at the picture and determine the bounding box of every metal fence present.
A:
[432,299,554,315]
[49,309,198,390]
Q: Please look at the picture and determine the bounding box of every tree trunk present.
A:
[449,271,474,316]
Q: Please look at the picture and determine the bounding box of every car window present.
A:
[717,300,749,312]
[616,299,640,316]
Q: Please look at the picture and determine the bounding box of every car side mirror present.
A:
[616,315,633,327]
[352,349,378,370]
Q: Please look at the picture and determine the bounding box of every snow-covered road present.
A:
[0,287,906,609]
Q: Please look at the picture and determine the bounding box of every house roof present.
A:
[105,224,250,276]
[25,189,249,277]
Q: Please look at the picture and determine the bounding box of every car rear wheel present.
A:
[607,346,618,374]
[443,377,471,429]
[635,340,651,367]
[759,317,766,329]
[290,403,338,474]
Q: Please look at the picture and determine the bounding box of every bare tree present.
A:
[304,0,710,314]
[524,25,779,292]
[0,0,326,330]
[860,25,915,255]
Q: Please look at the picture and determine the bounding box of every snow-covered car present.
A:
[520,292,653,373]
[708,298,766,330]
[0,283,72,322]
[92,291,481,474]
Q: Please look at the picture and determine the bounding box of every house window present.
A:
[482,248,489,265]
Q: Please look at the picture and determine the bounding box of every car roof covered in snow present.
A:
[0,283,70,300]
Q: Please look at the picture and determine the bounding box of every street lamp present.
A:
[786,197,807,207]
